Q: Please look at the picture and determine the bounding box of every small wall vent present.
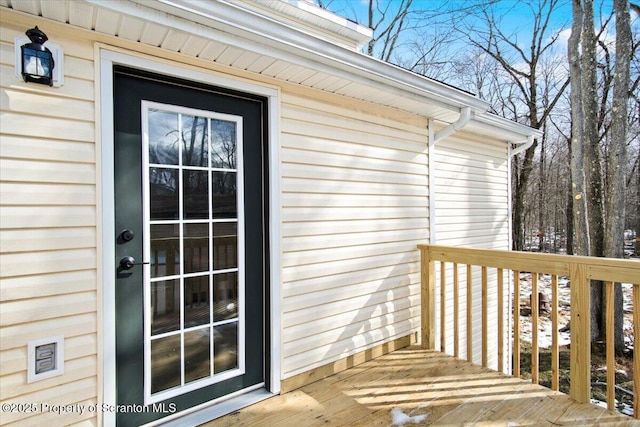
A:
[28,336,64,383]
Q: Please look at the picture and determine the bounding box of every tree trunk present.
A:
[538,133,546,251]
[578,0,608,341]
[566,139,575,255]
[603,0,631,353]
[569,0,590,257]
[637,152,640,255]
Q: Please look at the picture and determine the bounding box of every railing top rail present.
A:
[418,244,640,284]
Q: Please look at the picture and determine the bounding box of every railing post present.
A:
[421,247,435,350]
[569,262,591,404]
[514,270,520,378]
[634,283,640,419]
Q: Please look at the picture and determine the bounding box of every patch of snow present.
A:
[517,274,635,350]
[619,401,634,416]
[591,398,635,416]
[390,408,429,426]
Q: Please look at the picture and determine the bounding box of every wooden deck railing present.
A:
[418,244,640,418]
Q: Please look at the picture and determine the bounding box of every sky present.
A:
[308,0,637,126]
[314,0,636,87]
[317,0,625,54]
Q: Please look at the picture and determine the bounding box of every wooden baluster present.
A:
[441,261,446,353]
[634,283,640,419]
[497,268,504,373]
[454,263,459,359]
[606,281,615,412]
[482,266,488,368]
[467,264,473,363]
[532,273,539,384]
[514,270,521,378]
[551,275,559,391]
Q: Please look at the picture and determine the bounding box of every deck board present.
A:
[202,347,638,426]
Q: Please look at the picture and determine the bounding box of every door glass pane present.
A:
[184,275,210,328]
[184,223,209,274]
[184,170,209,219]
[151,334,181,394]
[212,172,237,218]
[150,224,180,278]
[214,322,238,373]
[149,110,179,165]
[151,279,180,335]
[144,104,243,402]
[213,222,237,270]
[213,272,238,321]
[185,328,211,383]
[182,115,209,167]
[211,120,236,169]
[150,168,178,220]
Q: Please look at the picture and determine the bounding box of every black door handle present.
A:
[119,256,149,270]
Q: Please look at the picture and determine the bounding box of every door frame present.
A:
[98,48,281,426]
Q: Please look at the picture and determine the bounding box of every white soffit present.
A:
[1,0,538,141]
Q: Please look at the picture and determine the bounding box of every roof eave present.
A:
[63,0,537,142]
[121,0,491,115]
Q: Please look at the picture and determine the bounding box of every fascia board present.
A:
[91,0,490,116]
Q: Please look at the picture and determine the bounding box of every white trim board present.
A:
[98,47,282,427]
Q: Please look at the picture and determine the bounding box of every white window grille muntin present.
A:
[141,101,245,405]
[148,267,240,284]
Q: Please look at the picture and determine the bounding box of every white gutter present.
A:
[469,113,541,154]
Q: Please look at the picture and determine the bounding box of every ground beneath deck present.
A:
[202,347,637,426]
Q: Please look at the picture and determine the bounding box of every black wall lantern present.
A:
[21,26,54,86]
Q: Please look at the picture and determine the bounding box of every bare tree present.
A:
[603,0,632,351]
[317,0,425,60]
[569,0,638,348]
[367,0,412,60]
[458,0,570,251]
[569,0,592,258]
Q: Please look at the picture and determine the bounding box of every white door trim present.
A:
[98,47,281,426]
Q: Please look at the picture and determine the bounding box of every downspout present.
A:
[505,135,533,375]
[507,135,534,247]
[506,143,514,375]
[427,106,472,354]
[428,107,473,244]
[433,107,472,143]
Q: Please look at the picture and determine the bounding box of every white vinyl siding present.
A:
[433,132,510,372]
[0,23,98,426]
[279,92,429,378]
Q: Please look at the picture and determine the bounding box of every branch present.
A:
[538,78,571,125]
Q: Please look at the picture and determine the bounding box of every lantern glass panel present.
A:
[21,45,53,84]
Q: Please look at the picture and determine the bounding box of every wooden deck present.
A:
[202,347,637,426]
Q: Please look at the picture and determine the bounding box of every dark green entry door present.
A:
[113,67,268,426]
